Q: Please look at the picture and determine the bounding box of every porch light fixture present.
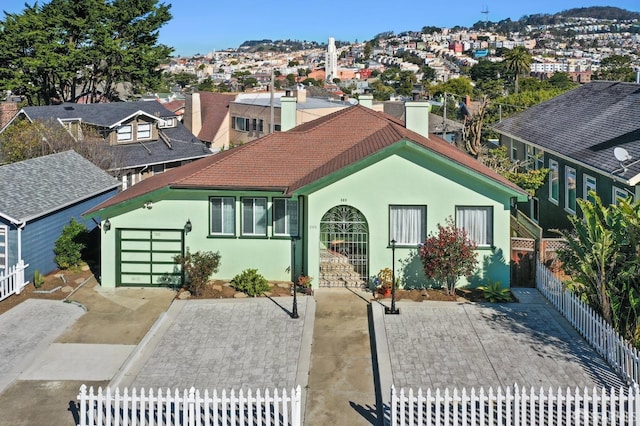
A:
[103,219,111,231]
[185,219,192,234]
[291,236,300,319]
[385,239,400,315]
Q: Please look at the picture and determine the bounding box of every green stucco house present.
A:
[85,99,527,290]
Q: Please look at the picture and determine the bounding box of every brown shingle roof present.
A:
[87,105,526,215]
[197,92,236,141]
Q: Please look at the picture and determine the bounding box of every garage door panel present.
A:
[121,240,151,251]
[152,252,179,263]
[121,263,151,274]
[151,230,181,240]
[152,263,180,274]
[153,241,181,251]
[121,230,151,239]
[121,252,151,262]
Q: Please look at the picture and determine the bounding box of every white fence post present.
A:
[0,261,29,302]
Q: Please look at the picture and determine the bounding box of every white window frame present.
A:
[0,225,7,273]
[565,166,577,214]
[242,197,267,236]
[525,145,535,170]
[232,116,250,132]
[530,197,539,223]
[210,197,236,236]
[117,124,133,142]
[583,174,596,202]
[273,198,299,237]
[137,122,152,140]
[549,159,559,205]
[389,205,426,246]
[158,117,176,128]
[612,186,629,204]
[455,206,493,247]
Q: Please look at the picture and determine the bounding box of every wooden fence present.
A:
[77,384,302,426]
[0,260,28,302]
[391,384,640,425]
[536,259,640,385]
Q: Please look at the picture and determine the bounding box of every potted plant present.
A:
[297,275,314,295]
[376,268,393,298]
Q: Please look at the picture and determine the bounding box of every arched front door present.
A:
[319,205,368,287]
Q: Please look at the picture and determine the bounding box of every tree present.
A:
[0,119,116,169]
[429,77,474,98]
[503,46,531,94]
[285,73,296,87]
[557,194,638,337]
[0,0,172,105]
[419,217,478,295]
[596,55,636,82]
[480,145,548,196]
[461,96,489,157]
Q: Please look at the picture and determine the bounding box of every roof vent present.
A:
[64,106,74,111]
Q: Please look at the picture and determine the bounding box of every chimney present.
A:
[280,94,297,132]
[293,84,306,103]
[0,101,18,129]
[636,67,640,84]
[358,93,374,109]
[184,93,202,137]
[405,100,431,139]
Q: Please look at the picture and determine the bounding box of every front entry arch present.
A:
[319,205,368,287]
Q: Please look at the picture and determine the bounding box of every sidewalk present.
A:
[304,288,380,426]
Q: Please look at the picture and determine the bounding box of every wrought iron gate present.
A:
[319,205,369,286]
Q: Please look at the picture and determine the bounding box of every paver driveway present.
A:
[376,289,625,392]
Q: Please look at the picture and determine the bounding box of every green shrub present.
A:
[54,218,89,270]
[231,269,270,297]
[33,270,44,288]
[174,250,221,296]
[478,280,511,303]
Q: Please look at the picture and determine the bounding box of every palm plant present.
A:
[504,46,531,94]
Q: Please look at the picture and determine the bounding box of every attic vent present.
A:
[64,106,75,111]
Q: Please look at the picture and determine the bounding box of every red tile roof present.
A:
[87,105,526,214]
[196,92,236,141]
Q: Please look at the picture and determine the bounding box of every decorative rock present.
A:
[75,278,85,284]
[178,291,191,300]
[61,286,74,293]
[263,291,272,297]
[222,282,233,287]
[233,292,247,298]
[212,284,223,292]
[276,282,292,288]
[81,264,91,271]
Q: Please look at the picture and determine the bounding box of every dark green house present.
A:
[493,81,640,235]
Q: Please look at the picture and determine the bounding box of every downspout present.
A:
[298,195,305,276]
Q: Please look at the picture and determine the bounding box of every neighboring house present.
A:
[0,151,120,283]
[1,101,212,190]
[85,100,527,290]
[183,92,236,152]
[493,81,640,234]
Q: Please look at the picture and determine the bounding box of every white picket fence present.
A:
[536,259,640,385]
[0,260,28,302]
[391,384,640,425]
[77,384,302,426]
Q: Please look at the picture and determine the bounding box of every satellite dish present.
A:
[614,147,632,162]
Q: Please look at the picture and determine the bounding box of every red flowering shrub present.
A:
[419,217,478,295]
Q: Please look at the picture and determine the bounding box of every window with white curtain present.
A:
[389,205,426,246]
[455,206,493,247]
[242,198,267,236]
[210,197,235,235]
[273,198,298,236]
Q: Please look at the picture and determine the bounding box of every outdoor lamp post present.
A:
[291,236,299,319]
[386,239,400,315]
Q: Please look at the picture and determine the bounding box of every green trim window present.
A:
[565,166,576,213]
[510,140,518,161]
[210,197,235,235]
[389,205,426,246]
[456,206,493,247]
[273,198,298,237]
[584,174,596,203]
[530,197,539,223]
[549,159,559,204]
[242,197,267,236]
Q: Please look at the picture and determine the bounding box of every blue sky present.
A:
[2,1,640,56]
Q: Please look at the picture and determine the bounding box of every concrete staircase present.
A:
[319,250,365,288]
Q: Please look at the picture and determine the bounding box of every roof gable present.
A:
[196,92,236,141]
[0,151,121,223]
[493,81,640,182]
[87,105,526,216]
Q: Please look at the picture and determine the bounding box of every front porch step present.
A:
[319,249,367,288]
[319,278,366,288]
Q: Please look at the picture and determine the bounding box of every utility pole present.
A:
[269,68,275,134]
[443,92,447,141]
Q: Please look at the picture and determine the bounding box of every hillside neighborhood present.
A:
[1,2,640,425]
